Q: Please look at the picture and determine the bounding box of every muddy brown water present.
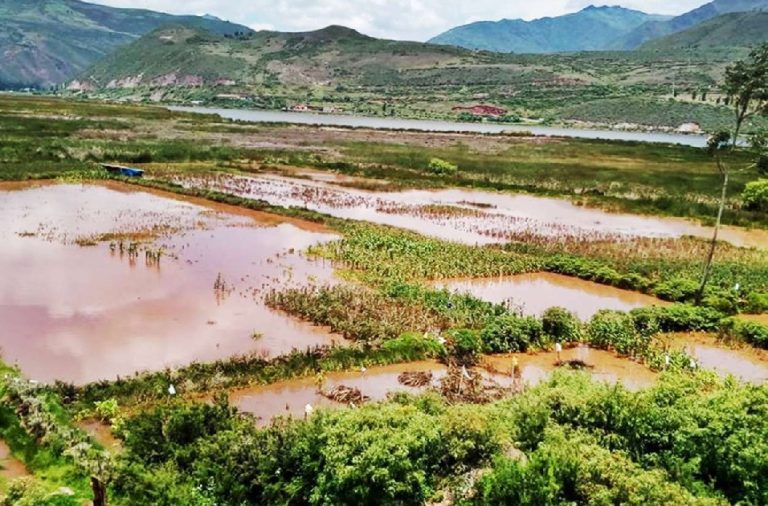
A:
[173,173,768,249]
[435,273,667,320]
[661,333,768,384]
[0,182,343,384]
[231,348,656,425]
[0,440,29,481]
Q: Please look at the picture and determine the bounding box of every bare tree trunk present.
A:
[697,162,729,304]
[91,477,107,506]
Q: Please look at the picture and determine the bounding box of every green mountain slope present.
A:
[613,0,768,49]
[0,0,251,88]
[641,11,768,50]
[79,25,475,89]
[427,5,669,53]
[70,24,754,133]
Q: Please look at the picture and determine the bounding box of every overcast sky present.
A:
[94,0,709,41]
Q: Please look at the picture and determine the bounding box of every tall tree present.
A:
[697,44,768,303]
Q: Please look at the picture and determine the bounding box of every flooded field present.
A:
[231,347,655,425]
[0,182,341,384]
[436,273,667,319]
[661,333,768,384]
[172,172,767,248]
[0,440,28,481]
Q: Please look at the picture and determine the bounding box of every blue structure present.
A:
[101,164,145,177]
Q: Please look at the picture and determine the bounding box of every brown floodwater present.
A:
[0,182,342,384]
[171,172,768,249]
[435,272,667,320]
[661,333,768,384]
[231,348,655,425]
[0,440,29,480]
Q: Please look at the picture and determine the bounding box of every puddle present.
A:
[0,182,343,384]
[231,349,655,425]
[435,273,667,320]
[482,345,656,391]
[0,440,29,480]
[171,173,768,248]
[660,333,768,384]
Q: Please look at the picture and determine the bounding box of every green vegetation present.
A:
[70,372,768,505]
[742,179,768,211]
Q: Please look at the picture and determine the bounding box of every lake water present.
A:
[168,106,708,147]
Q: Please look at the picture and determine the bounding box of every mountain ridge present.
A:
[640,11,768,50]
[612,0,768,49]
[0,0,251,88]
[428,5,669,53]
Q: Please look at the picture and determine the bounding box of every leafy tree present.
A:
[698,43,768,302]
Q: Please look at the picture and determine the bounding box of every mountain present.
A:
[640,11,768,50]
[75,24,475,90]
[427,5,670,53]
[613,0,768,49]
[0,0,251,88]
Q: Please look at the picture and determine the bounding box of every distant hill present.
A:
[613,0,768,49]
[427,5,669,53]
[641,11,768,50]
[0,0,251,88]
[76,25,476,89]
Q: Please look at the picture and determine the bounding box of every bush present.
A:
[653,277,700,302]
[541,307,581,342]
[586,310,642,356]
[427,158,458,176]
[480,315,544,353]
[444,329,482,365]
[629,304,724,334]
[742,179,768,212]
[745,292,768,313]
[719,318,768,349]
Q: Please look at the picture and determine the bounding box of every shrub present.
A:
[586,310,642,356]
[630,304,724,334]
[444,329,482,365]
[541,307,581,342]
[745,292,768,313]
[719,318,768,349]
[653,277,700,302]
[93,398,119,423]
[480,315,544,353]
[742,179,768,212]
[427,158,458,176]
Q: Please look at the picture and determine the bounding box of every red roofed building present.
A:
[452,104,508,117]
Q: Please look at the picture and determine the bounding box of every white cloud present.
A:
[92,0,710,40]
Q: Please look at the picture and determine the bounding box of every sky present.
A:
[94,0,710,41]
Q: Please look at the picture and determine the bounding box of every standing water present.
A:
[0,182,342,384]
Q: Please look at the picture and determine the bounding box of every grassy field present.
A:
[2,94,765,226]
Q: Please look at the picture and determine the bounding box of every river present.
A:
[167,106,708,147]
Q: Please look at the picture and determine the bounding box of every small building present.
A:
[101,164,144,177]
[291,103,310,112]
[677,123,702,134]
